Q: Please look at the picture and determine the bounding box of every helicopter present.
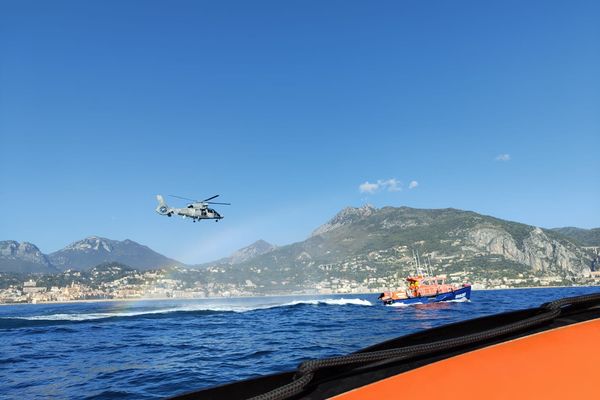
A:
[155,194,230,222]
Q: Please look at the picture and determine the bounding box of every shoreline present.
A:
[0,292,329,306]
[2,284,599,306]
[471,284,597,291]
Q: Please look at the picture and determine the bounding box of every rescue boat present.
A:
[378,275,471,305]
[171,291,600,400]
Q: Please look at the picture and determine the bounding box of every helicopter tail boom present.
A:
[155,195,172,216]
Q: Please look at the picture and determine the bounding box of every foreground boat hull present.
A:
[385,285,471,306]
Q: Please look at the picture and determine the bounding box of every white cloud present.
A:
[408,180,419,189]
[359,181,380,193]
[359,178,402,193]
[495,153,511,161]
[381,178,401,192]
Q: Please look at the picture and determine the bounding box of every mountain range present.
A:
[0,237,182,273]
[197,205,598,290]
[1,206,598,280]
[0,236,277,274]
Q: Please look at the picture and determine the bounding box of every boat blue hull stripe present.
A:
[386,285,472,305]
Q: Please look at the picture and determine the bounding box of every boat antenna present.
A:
[415,250,424,277]
[424,256,432,278]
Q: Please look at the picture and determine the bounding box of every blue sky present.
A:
[1,0,599,263]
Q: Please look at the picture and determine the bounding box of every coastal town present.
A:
[2,210,599,305]
[2,262,599,304]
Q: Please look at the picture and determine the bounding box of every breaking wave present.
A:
[280,298,372,307]
[0,297,372,329]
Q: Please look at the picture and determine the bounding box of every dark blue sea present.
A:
[2,286,599,399]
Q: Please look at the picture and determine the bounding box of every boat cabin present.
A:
[406,275,454,297]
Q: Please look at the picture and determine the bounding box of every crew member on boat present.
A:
[408,278,420,297]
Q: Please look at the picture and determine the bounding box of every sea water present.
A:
[1,286,598,399]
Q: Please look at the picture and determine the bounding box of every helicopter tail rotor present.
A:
[155,195,171,215]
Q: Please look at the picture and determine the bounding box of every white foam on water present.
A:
[386,298,471,307]
[446,298,471,303]
[3,297,373,321]
[8,307,199,321]
[5,305,252,321]
[279,298,373,307]
[387,302,421,307]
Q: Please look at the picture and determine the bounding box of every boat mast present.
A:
[426,256,433,278]
[414,249,424,277]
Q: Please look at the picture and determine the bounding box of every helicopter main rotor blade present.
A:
[202,195,220,202]
[207,202,231,205]
[169,195,197,202]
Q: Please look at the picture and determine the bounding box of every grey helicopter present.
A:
[155,194,230,222]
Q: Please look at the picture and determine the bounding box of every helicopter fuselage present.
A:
[155,195,223,222]
[182,205,222,220]
[160,206,222,221]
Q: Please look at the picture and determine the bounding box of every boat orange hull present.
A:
[333,318,600,400]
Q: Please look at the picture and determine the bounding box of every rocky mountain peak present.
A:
[228,240,277,264]
[250,239,275,251]
[0,240,55,273]
[311,204,377,237]
[0,240,44,257]
[49,237,182,271]
[64,236,115,252]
